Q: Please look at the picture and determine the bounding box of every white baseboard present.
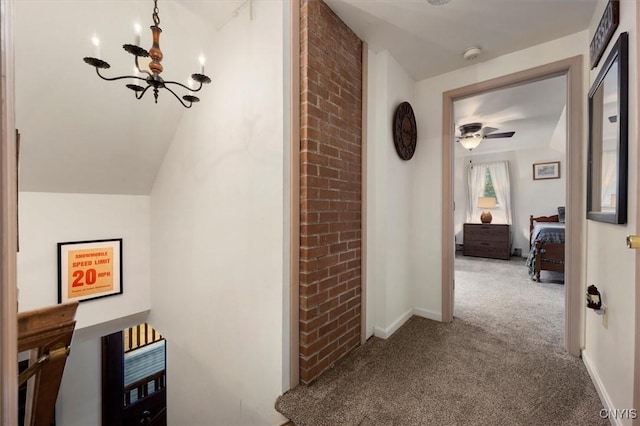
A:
[582,350,618,426]
[373,309,413,339]
[373,307,443,340]
[413,307,442,322]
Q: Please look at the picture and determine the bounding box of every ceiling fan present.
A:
[456,122,515,151]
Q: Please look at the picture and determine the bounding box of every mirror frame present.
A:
[587,31,628,224]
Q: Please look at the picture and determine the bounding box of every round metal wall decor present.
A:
[392,101,417,160]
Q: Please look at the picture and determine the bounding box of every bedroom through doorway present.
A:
[452,74,568,351]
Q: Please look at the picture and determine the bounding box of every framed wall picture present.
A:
[58,238,123,303]
[533,161,561,180]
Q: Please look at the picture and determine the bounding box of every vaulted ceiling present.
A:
[15,0,597,195]
[15,0,243,195]
[453,75,567,157]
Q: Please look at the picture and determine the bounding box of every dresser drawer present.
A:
[463,243,509,259]
[463,223,510,260]
[464,225,509,243]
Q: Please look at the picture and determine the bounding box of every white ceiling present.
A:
[324,0,598,81]
[453,75,567,157]
[14,0,596,195]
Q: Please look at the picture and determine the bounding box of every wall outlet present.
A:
[602,305,608,329]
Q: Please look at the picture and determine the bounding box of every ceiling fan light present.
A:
[459,135,482,150]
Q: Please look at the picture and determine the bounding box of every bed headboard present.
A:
[529,214,560,245]
[529,214,560,233]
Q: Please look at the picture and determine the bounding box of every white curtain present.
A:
[466,161,512,224]
[466,164,488,223]
[486,161,512,224]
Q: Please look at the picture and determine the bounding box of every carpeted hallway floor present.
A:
[276,255,607,425]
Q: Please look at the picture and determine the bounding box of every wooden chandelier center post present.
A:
[149,26,164,75]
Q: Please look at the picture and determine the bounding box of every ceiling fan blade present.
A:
[485,131,515,139]
[480,126,498,137]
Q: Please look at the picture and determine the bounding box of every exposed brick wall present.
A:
[299,0,363,384]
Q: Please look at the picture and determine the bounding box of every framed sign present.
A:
[533,161,561,180]
[590,0,619,69]
[58,238,123,303]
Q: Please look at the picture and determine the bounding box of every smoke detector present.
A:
[427,0,452,5]
[463,46,482,61]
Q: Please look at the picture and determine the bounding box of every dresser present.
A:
[463,223,511,260]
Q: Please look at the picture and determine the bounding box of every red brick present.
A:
[300,290,328,310]
[346,277,360,290]
[318,297,339,315]
[300,329,318,345]
[319,276,338,290]
[338,250,355,263]
[318,254,339,269]
[318,319,339,337]
[338,269,356,283]
[329,303,348,321]
[319,233,339,245]
[328,282,347,298]
[337,307,357,325]
[347,297,360,310]
[300,313,329,333]
[299,0,362,385]
[300,245,328,259]
[344,315,360,330]
[338,289,356,304]
[328,262,348,277]
[300,259,318,273]
[319,212,340,223]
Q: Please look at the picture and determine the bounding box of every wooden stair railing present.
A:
[17,302,78,426]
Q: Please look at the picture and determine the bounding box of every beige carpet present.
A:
[275,255,607,425]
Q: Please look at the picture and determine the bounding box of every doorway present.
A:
[452,75,568,346]
[102,323,167,425]
[441,56,584,356]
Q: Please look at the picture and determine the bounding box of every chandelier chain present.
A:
[153,0,160,26]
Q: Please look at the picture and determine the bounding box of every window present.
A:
[483,168,496,198]
[467,161,512,224]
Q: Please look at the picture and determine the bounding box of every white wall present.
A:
[17,192,151,328]
[17,192,152,425]
[410,30,589,318]
[454,144,567,257]
[54,311,150,425]
[148,2,287,424]
[366,50,417,338]
[581,1,637,422]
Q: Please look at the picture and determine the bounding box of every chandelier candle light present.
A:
[83,0,211,108]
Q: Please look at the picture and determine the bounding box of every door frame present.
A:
[441,56,584,356]
[1,0,18,423]
[634,3,640,421]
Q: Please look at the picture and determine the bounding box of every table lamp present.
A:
[477,196,497,223]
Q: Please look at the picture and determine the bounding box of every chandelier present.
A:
[83,0,210,108]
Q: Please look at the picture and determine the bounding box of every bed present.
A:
[526,214,565,282]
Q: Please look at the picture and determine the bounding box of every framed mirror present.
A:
[587,31,628,224]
